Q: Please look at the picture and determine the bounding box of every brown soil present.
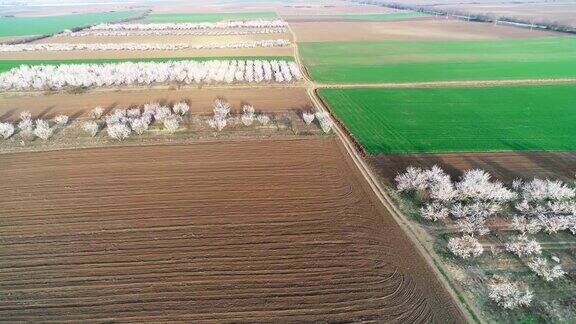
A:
[437,3,576,28]
[0,137,464,322]
[33,33,293,45]
[290,17,562,41]
[369,151,576,184]
[143,0,389,15]
[0,34,294,60]
[0,47,293,60]
[0,87,313,121]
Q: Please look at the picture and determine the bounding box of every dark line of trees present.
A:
[350,0,576,34]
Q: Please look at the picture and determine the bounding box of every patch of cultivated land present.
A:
[0,56,293,73]
[0,138,464,322]
[0,48,293,60]
[369,152,576,184]
[302,37,576,83]
[139,11,278,22]
[335,12,431,20]
[33,33,293,45]
[283,11,430,22]
[437,3,576,28]
[0,11,138,37]
[0,33,295,60]
[318,85,576,153]
[0,87,312,120]
[289,18,561,41]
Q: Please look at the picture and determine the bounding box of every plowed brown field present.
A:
[290,18,561,41]
[0,47,293,60]
[0,138,464,322]
[370,151,576,183]
[0,87,312,121]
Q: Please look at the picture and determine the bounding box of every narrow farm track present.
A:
[0,138,462,322]
[287,21,476,322]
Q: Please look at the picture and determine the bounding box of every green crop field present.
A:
[300,37,576,83]
[0,56,293,73]
[319,85,576,154]
[140,12,278,23]
[0,11,137,37]
[337,12,430,20]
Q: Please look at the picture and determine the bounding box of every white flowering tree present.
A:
[447,235,483,259]
[163,115,181,133]
[505,235,542,257]
[106,123,131,140]
[315,112,333,133]
[0,122,15,139]
[488,278,533,309]
[256,114,270,126]
[0,59,301,91]
[302,111,315,125]
[53,115,69,127]
[33,119,53,140]
[82,121,99,137]
[130,117,149,135]
[172,102,189,116]
[527,257,565,282]
[91,106,104,120]
[241,105,255,126]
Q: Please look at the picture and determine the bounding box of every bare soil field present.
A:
[0,47,293,60]
[278,2,394,15]
[34,33,293,45]
[437,3,576,28]
[290,17,561,42]
[0,138,464,322]
[0,87,312,121]
[0,33,296,60]
[369,151,576,183]
[144,0,390,15]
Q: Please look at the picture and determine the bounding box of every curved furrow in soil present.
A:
[0,137,460,323]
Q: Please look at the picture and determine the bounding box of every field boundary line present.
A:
[316,78,576,89]
[287,18,481,323]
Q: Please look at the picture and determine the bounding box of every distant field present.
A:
[140,12,278,23]
[300,37,576,83]
[0,56,293,73]
[319,85,576,153]
[0,11,137,37]
[337,12,430,20]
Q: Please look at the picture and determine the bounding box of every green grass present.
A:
[300,37,576,83]
[0,56,293,73]
[337,12,430,20]
[0,11,138,37]
[319,85,576,154]
[140,12,278,23]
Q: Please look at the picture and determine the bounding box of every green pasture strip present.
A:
[0,11,137,37]
[319,85,576,154]
[140,12,278,23]
[300,37,576,83]
[337,12,431,20]
[0,56,294,73]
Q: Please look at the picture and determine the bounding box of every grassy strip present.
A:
[319,85,576,154]
[0,56,294,73]
[300,37,576,83]
[337,12,431,20]
[139,12,278,23]
[0,11,138,37]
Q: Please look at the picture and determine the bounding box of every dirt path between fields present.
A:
[287,20,479,323]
